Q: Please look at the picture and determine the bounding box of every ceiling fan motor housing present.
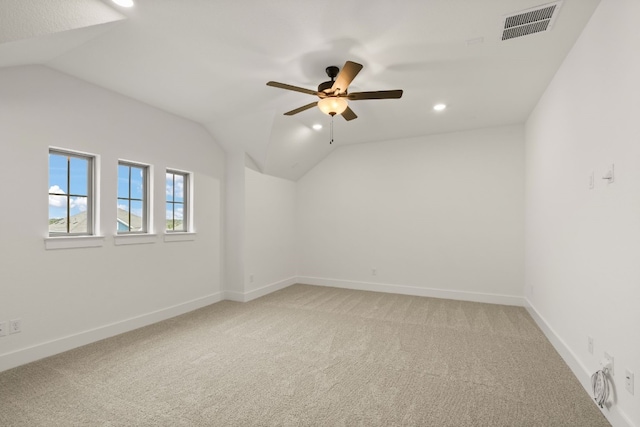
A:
[318,80,334,93]
[318,66,340,93]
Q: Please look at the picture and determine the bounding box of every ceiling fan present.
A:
[267,61,403,121]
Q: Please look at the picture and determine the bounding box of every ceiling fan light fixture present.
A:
[318,97,348,116]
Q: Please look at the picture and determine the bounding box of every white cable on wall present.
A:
[591,368,609,408]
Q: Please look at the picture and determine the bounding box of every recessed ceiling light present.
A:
[312,124,323,131]
[433,103,447,112]
[112,0,134,7]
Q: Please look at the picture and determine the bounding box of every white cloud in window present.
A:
[49,185,65,194]
[71,197,87,212]
[175,178,184,199]
[49,186,87,212]
[49,185,66,207]
[166,174,184,199]
[165,173,172,196]
[118,203,128,211]
[175,206,184,220]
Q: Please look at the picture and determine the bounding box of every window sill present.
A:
[45,235,105,250]
[114,234,158,246]
[164,232,197,242]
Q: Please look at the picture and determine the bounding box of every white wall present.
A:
[525,0,640,425]
[296,125,525,305]
[0,65,225,371]
[223,152,246,300]
[244,168,297,299]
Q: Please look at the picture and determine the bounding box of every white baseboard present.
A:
[0,292,223,373]
[297,276,525,306]
[225,276,297,302]
[245,276,297,302]
[525,299,635,427]
[223,290,246,302]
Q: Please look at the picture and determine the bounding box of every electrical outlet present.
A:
[0,321,8,337]
[9,318,22,334]
[588,336,594,354]
[603,352,614,376]
[625,369,634,395]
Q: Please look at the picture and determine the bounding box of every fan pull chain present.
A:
[330,115,334,144]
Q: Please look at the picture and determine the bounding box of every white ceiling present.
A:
[0,0,601,180]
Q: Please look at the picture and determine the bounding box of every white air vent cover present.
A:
[501,1,562,41]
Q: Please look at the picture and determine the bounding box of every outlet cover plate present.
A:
[9,318,22,334]
[625,369,635,395]
[604,352,614,376]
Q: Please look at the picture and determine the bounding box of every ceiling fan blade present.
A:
[284,102,318,116]
[347,89,403,100]
[331,61,363,94]
[341,106,358,121]
[267,81,319,96]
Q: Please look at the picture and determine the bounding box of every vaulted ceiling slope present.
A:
[0,0,601,180]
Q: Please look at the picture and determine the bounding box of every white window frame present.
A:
[165,169,194,240]
[117,160,151,235]
[45,148,103,250]
[47,148,95,237]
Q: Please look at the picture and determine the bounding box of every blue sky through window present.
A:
[117,164,145,217]
[48,153,89,220]
[165,171,187,232]
[166,172,185,222]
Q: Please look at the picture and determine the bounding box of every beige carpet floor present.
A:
[1,284,610,426]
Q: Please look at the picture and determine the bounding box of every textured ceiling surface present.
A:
[0,0,601,180]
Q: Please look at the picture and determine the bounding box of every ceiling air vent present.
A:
[501,1,562,41]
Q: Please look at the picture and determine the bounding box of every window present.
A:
[166,170,188,232]
[48,149,94,236]
[117,162,148,233]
